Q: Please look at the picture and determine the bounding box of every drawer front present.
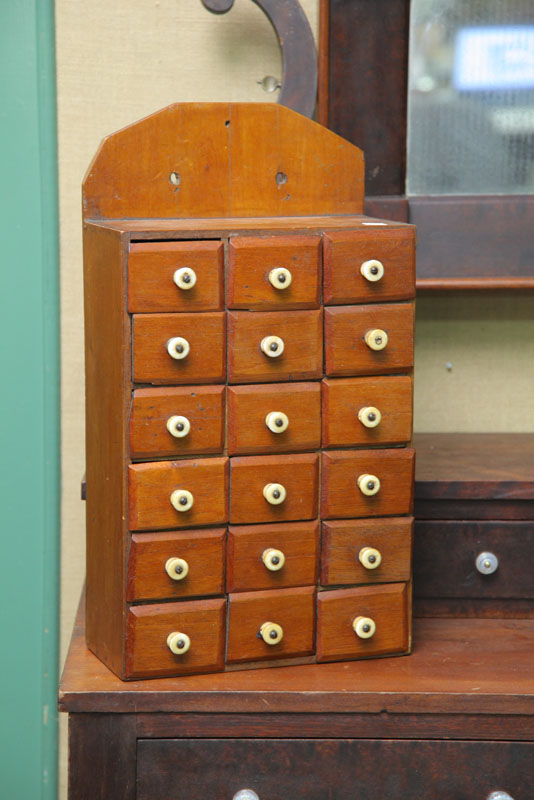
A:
[126,528,226,601]
[128,240,223,312]
[322,376,412,448]
[125,598,226,678]
[230,453,319,524]
[227,520,319,592]
[321,518,413,587]
[317,582,409,661]
[321,449,415,519]
[228,309,323,384]
[324,303,414,377]
[132,311,226,384]
[228,234,321,309]
[228,382,321,455]
[323,227,415,305]
[227,586,316,663]
[128,457,229,531]
[129,386,225,459]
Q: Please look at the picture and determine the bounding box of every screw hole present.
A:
[169,172,181,186]
[275,171,288,185]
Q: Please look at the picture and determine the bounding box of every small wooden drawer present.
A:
[227,520,319,592]
[230,453,319,524]
[132,311,226,384]
[317,582,410,661]
[129,386,225,459]
[227,586,316,663]
[125,597,226,678]
[322,376,412,448]
[128,457,228,531]
[126,528,226,602]
[127,241,224,312]
[228,382,321,455]
[323,227,415,305]
[321,517,413,586]
[324,303,414,377]
[227,309,323,384]
[227,234,321,309]
[321,448,415,519]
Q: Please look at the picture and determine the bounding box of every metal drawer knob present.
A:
[263,482,287,505]
[167,631,191,655]
[170,489,194,512]
[357,474,381,497]
[259,621,283,644]
[265,411,289,433]
[262,548,286,571]
[165,557,189,581]
[359,547,382,570]
[358,406,382,428]
[361,259,384,282]
[353,616,376,639]
[260,335,285,358]
[166,336,190,360]
[233,791,260,800]
[487,793,515,800]
[364,328,388,351]
[476,552,499,575]
[269,266,292,289]
[173,267,197,290]
[166,415,191,438]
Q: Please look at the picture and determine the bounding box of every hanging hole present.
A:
[169,172,181,186]
[225,120,230,127]
[276,172,288,185]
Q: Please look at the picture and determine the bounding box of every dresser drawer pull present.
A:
[173,266,197,290]
[167,631,191,655]
[259,621,284,644]
[165,556,189,580]
[357,474,381,496]
[353,616,376,639]
[476,552,499,575]
[359,547,382,569]
[268,266,292,289]
[262,482,287,505]
[262,548,286,571]
[233,791,260,800]
[358,406,382,428]
[360,259,384,282]
[487,793,515,800]
[170,489,194,512]
[166,336,190,360]
[166,415,191,438]
[260,335,285,358]
[265,411,289,433]
[364,328,388,351]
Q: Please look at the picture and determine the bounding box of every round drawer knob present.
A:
[352,616,376,639]
[358,406,382,428]
[165,556,189,581]
[260,335,284,358]
[476,551,499,575]
[487,793,515,800]
[359,547,382,570]
[166,336,190,360]
[166,415,191,438]
[259,621,284,644]
[173,266,197,290]
[361,259,385,282]
[170,489,194,512]
[262,482,287,505]
[262,548,286,571]
[167,631,191,655]
[364,329,388,351]
[233,791,260,800]
[268,267,292,289]
[265,411,289,433]
[357,474,381,497]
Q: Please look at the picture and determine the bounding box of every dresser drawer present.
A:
[230,453,319,524]
[132,311,226,384]
[227,521,319,592]
[128,457,229,531]
[317,582,409,661]
[227,586,316,663]
[228,382,321,455]
[324,303,414,377]
[228,234,321,309]
[125,597,226,678]
[228,309,323,384]
[322,376,412,448]
[129,385,225,459]
[323,227,415,305]
[321,449,415,519]
[126,528,226,602]
[127,240,224,312]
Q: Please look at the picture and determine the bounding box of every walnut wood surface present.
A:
[68,714,136,800]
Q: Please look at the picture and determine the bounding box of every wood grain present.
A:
[68,714,136,800]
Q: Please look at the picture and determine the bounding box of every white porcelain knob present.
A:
[167,631,191,654]
[170,489,194,512]
[352,616,376,639]
[262,548,286,571]
[260,335,284,358]
[166,336,190,360]
[259,621,283,644]
[358,406,382,428]
[361,259,384,282]
[265,411,289,433]
[165,556,189,580]
[268,267,292,289]
[173,267,197,290]
[233,792,260,800]
[262,482,287,505]
[166,415,191,438]
[486,793,515,800]
[357,474,381,496]
[359,547,382,570]
[364,329,388,351]
[476,552,499,575]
